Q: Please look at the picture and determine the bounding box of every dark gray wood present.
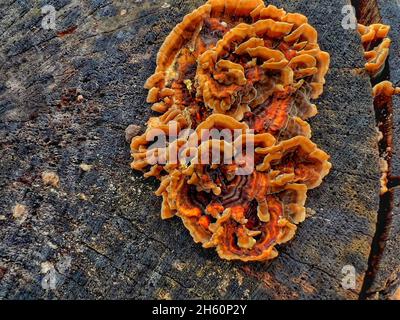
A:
[0,0,388,299]
[364,0,400,299]
[378,0,400,177]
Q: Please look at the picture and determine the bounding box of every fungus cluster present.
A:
[358,22,400,195]
[372,81,399,195]
[358,23,391,78]
[130,0,331,261]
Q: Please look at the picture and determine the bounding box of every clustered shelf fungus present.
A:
[129,0,332,261]
[358,23,391,78]
[358,22,400,195]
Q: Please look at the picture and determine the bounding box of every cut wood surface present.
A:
[0,0,397,299]
[366,0,400,299]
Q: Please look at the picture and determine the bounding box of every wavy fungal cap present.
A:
[358,23,391,77]
[372,81,400,98]
[130,0,332,262]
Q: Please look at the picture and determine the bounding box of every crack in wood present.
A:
[0,0,388,299]
[351,0,398,300]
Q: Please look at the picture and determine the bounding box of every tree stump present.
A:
[0,0,398,299]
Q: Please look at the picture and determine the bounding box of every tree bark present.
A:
[0,0,397,299]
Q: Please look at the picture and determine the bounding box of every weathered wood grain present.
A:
[363,0,400,299]
[0,0,391,299]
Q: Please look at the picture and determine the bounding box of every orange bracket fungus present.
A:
[372,81,400,99]
[130,0,331,261]
[358,23,391,78]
